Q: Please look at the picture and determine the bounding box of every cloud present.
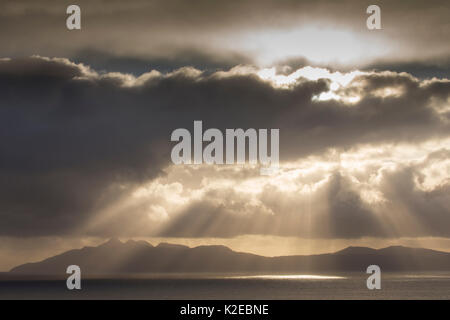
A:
[1,0,450,69]
[377,160,450,238]
[72,49,252,76]
[157,143,450,239]
[160,171,385,238]
[0,56,449,239]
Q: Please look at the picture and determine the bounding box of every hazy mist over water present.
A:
[1,273,450,300]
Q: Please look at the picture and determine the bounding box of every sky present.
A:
[0,0,449,270]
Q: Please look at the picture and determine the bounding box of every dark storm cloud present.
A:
[0,56,449,237]
[376,148,450,238]
[281,72,450,159]
[365,58,450,80]
[0,56,324,236]
[1,0,449,70]
[73,49,252,75]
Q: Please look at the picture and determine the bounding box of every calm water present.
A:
[1,273,450,299]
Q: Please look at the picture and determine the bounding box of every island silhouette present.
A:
[9,239,450,276]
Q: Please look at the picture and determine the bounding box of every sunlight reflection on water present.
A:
[225,274,347,280]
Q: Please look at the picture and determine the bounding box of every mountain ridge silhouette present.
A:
[9,239,450,275]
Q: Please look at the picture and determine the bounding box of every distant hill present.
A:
[9,239,450,275]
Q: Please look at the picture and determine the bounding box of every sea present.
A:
[0,272,449,299]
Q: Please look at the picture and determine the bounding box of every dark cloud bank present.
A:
[0,56,449,239]
[1,0,450,76]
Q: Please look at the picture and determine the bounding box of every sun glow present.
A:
[257,66,364,87]
[234,26,391,65]
[256,66,364,102]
